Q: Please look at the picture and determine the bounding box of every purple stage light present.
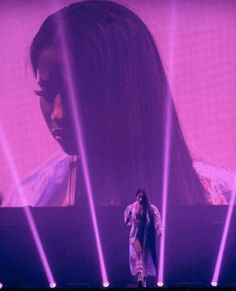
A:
[103,282,110,288]
[157,5,177,282]
[211,281,218,287]
[0,282,3,289]
[157,92,173,286]
[0,123,56,286]
[157,281,164,287]
[211,180,236,286]
[157,3,176,287]
[55,14,109,286]
[49,282,57,288]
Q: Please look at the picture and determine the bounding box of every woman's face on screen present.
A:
[35,47,78,155]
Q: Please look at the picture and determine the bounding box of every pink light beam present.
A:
[0,122,56,287]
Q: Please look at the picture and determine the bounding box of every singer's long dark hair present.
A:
[30,0,208,207]
[136,188,157,271]
[135,188,155,225]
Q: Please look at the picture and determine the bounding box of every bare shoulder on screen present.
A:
[193,160,236,205]
[2,151,73,207]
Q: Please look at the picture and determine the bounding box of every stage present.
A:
[0,205,235,289]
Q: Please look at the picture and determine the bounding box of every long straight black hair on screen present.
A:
[30,0,208,207]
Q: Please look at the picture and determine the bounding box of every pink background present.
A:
[0,0,236,200]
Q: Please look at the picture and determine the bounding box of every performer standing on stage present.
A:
[124,189,162,288]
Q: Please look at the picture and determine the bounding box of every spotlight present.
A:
[49,282,57,288]
[0,282,3,289]
[103,282,110,288]
[211,281,218,287]
[157,281,164,287]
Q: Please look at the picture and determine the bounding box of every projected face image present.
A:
[2,0,235,210]
[35,48,77,156]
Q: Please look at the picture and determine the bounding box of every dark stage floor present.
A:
[0,205,235,289]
